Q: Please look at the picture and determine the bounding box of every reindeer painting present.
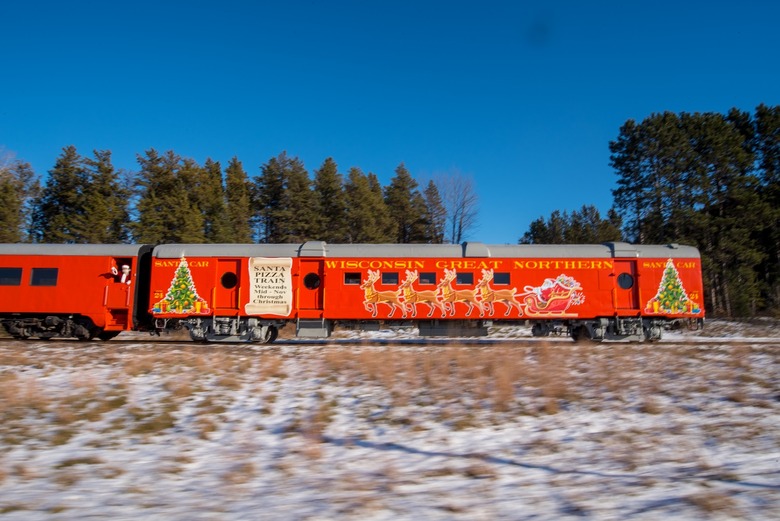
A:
[439,268,484,317]
[476,269,523,317]
[398,270,447,318]
[360,269,407,318]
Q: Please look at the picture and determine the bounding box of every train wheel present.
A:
[262,326,278,344]
[571,325,592,343]
[531,323,550,337]
[97,331,121,341]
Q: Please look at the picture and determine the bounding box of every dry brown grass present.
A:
[0,337,777,487]
[258,353,286,379]
[0,331,776,520]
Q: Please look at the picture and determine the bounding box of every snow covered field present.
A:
[0,320,778,520]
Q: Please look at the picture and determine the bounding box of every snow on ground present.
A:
[0,320,778,520]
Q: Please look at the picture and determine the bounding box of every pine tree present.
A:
[253,153,288,243]
[520,210,567,244]
[0,159,39,243]
[423,180,446,244]
[609,109,769,316]
[224,157,253,243]
[610,113,694,244]
[519,206,622,244]
[567,205,622,243]
[367,173,396,242]
[200,158,230,243]
[31,146,90,243]
[280,156,317,242]
[313,157,348,242]
[344,167,394,243]
[384,163,428,243]
[690,112,763,316]
[754,104,780,310]
[133,149,205,244]
[609,119,646,242]
[78,150,130,243]
[253,152,317,243]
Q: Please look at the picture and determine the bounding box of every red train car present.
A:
[0,244,153,340]
[147,242,704,342]
[147,244,302,342]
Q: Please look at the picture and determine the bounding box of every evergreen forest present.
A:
[1,105,777,317]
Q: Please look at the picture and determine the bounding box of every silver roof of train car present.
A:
[0,244,150,256]
[151,242,700,259]
[152,243,306,258]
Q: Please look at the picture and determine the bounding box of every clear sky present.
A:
[2,1,778,244]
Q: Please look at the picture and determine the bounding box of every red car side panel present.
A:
[316,256,704,321]
[145,253,704,323]
[0,255,139,331]
[147,256,302,319]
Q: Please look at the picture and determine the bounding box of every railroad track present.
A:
[1,335,778,348]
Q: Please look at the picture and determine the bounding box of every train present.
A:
[0,241,705,343]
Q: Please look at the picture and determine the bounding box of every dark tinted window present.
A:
[31,268,58,286]
[382,272,399,285]
[344,272,361,285]
[494,272,510,285]
[456,272,474,285]
[419,272,436,285]
[0,267,22,286]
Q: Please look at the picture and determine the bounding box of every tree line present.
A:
[1,104,777,316]
[521,104,779,317]
[0,149,477,246]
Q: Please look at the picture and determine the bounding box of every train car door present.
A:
[106,257,133,308]
[298,259,324,313]
[614,260,639,310]
[216,259,240,311]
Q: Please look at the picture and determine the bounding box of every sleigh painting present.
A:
[520,274,584,317]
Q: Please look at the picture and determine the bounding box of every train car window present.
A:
[419,272,436,285]
[382,272,399,285]
[456,272,474,285]
[221,272,238,289]
[494,272,510,285]
[0,267,22,286]
[303,273,321,289]
[344,272,361,285]
[617,273,634,289]
[30,268,58,286]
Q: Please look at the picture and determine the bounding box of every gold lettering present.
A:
[513,259,614,270]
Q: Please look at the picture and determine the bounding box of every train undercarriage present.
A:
[531,316,704,342]
[2,313,702,344]
[1,314,120,341]
[161,316,286,343]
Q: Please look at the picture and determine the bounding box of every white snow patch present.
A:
[0,321,778,519]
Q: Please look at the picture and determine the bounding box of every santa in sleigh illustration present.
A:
[520,274,585,317]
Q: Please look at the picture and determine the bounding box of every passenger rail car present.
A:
[0,241,705,343]
[0,244,153,340]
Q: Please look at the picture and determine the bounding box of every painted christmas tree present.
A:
[645,258,699,314]
[154,257,210,314]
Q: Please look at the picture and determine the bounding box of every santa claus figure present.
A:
[120,265,131,285]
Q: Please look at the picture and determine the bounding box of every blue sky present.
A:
[2,1,778,244]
